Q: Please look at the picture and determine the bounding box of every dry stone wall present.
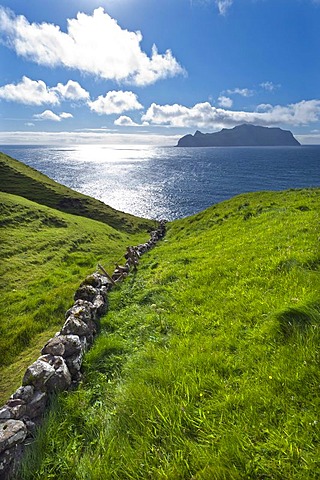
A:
[0,221,166,480]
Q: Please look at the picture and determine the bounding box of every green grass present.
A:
[19,188,320,479]
[0,152,154,232]
[0,191,150,402]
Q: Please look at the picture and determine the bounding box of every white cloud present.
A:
[33,110,61,122]
[88,90,143,115]
[256,103,273,112]
[33,110,73,121]
[24,122,35,127]
[0,76,59,105]
[260,81,280,92]
[142,99,320,129]
[53,80,89,101]
[0,7,185,86]
[59,112,73,119]
[226,87,254,97]
[114,115,139,127]
[0,76,89,106]
[215,1,318,16]
[295,133,320,145]
[217,95,233,108]
[0,130,181,146]
[216,1,233,15]
[75,127,115,133]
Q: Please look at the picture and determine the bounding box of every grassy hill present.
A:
[20,188,320,479]
[0,191,151,403]
[0,152,154,232]
[0,153,155,403]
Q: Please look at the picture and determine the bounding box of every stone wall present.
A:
[0,221,166,480]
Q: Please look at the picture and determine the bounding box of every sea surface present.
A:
[1,144,320,221]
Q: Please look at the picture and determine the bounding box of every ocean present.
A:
[1,144,320,221]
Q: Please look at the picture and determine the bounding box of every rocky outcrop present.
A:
[177,124,301,147]
[0,220,167,479]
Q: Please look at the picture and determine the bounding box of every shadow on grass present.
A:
[276,300,320,338]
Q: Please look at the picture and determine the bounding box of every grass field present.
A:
[19,188,320,479]
[0,154,154,403]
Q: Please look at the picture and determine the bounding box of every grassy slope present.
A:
[0,191,150,403]
[21,188,320,479]
[0,152,154,232]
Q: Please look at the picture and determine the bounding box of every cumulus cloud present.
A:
[59,112,73,119]
[217,96,233,108]
[53,80,89,101]
[114,115,139,127]
[0,76,89,105]
[142,100,320,129]
[0,76,59,105]
[88,90,143,115]
[256,103,273,112]
[216,1,233,15]
[33,110,73,121]
[0,7,185,86]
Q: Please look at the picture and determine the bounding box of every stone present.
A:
[99,285,109,300]
[0,420,27,454]
[22,354,72,393]
[74,285,98,303]
[93,294,107,316]
[25,391,47,420]
[62,335,82,357]
[0,407,13,421]
[79,336,88,353]
[0,447,13,479]
[88,319,97,334]
[61,316,90,336]
[45,356,71,392]
[65,299,95,323]
[81,273,102,289]
[0,443,24,480]
[23,419,37,436]
[71,371,82,385]
[22,358,55,390]
[100,275,111,287]
[41,336,65,356]
[11,385,34,403]
[42,334,82,358]
[6,400,26,420]
[65,351,83,378]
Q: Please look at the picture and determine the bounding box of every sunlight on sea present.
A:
[58,144,157,164]
[55,144,172,219]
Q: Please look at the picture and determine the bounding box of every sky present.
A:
[0,0,319,145]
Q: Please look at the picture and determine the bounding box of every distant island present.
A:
[176,124,301,147]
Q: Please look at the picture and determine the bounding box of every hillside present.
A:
[0,189,151,403]
[20,187,320,480]
[177,124,301,147]
[0,152,154,233]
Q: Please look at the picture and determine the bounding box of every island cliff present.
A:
[177,124,301,147]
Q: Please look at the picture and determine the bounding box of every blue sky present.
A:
[0,0,319,145]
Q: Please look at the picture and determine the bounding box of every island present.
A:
[176,124,301,147]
